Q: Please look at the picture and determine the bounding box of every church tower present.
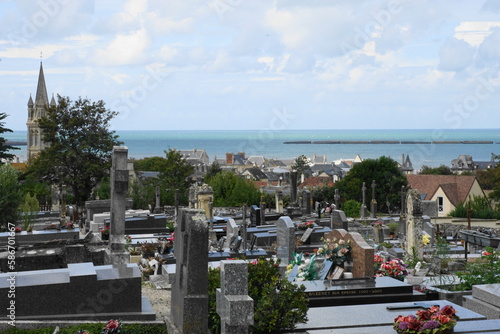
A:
[27,62,55,160]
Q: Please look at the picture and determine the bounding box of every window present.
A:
[438,197,444,212]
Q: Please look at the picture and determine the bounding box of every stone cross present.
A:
[154,186,161,213]
[166,208,209,334]
[107,146,129,266]
[216,260,254,334]
[370,180,377,218]
[276,216,295,278]
[405,189,424,259]
[334,189,340,209]
[362,182,367,206]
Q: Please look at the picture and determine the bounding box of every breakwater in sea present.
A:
[284,140,496,144]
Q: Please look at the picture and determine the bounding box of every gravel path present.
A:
[141,282,172,321]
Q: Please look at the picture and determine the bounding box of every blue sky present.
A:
[1,0,500,131]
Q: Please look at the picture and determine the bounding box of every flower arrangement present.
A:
[422,234,430,246]
[393,305,459,333]
[297,221,314,230]
[317,237,352,266]
[286,252,320,281]
[102,319,122,334]
[375,258,409,281]
[65,222,75,229]
[14,227,21,233]
[374,254,385,274]
[100,226,110,235]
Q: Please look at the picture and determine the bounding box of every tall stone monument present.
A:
[275,190,284,214]
[276,216,295,278]
[106,146,129,266]
[360,182,368,219]
[370,180,377,219]
[166,208,209,334]
[406,189,424,259]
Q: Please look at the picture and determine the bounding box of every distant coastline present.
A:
[4,129,500,170]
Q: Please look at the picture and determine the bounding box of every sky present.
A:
[1,0,500,131]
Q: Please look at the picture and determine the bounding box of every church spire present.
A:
[35,62,49,107]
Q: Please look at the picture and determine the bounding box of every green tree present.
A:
[128,178,156,210]
[0,112,19,162]
[334,156,407,213]
[158,149,195,205]
[343,199,362,218]
[133,156,168,172]
[26,95,122,212]
[291,154,312,179]
[0,164,22,228]
[20,193,39,230]
[204,161,223,183]
[419,165,454,175]
[20,174,51,209]
[208,171,261,207]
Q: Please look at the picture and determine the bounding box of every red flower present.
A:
[417,309,431,320]
[436,314,451,324]
[440,305,456,317]
[106,319,120,329]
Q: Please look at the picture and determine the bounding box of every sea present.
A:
[5,129,500,171]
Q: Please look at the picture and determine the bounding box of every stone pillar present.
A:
[406,189,424,259]
[241,205,248,251]
[166,208,209,334]
[275,190,283,214]
[334,188,340,209]
[370,180,377,218]
[260,201,266,225]
[225,219,239,249]
[216,260,253,334]
[276,216,295,278]
[107,146,129,266]
[154,185,162,213]
[197,184,213,219]
[290,171,298,204]
[360,182,368,219]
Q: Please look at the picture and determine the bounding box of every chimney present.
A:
[226,153,234,164]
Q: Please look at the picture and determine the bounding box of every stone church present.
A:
[26,62,55,160]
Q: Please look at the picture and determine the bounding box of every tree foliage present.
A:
[0,164,22,228]
[133,156,168,172]
[207,171,261,207]
[419,165,454,175]
[291,154,312,178]
[158,149,195,205]
[0,112,19,162]
[334,156,407,213]
[26,95,122,207]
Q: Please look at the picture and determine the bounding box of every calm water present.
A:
[6,129,500,170]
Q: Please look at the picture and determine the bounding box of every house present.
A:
[179,149,210,166]
[298,176,334,189]
[450,154,474,173]
[406,174,486,217]
[214,152,248,173]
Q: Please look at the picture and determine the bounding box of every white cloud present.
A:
[455,21,500,46]
[92,28,150,66]
[438,37,475,72]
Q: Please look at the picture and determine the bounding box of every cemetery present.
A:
[3,147,500,333]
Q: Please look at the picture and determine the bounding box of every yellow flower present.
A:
[422,234,430,246]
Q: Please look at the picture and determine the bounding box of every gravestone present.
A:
[334,189,340,210]
[331,210,348,231]
[276,216,296,277]
[250,205,261,226]
[324,229,374,278]
[106,146,129,266]
[302,189,311,214]
[463,284,500,319]
[216,260,253,334]
[370,180,377,218]
[360,182,368,219]
[406,189,424,259]
[422,200,438,217]
[275,190,284,214]
[166,208,209,334]
[197,184,214,219]
[373,224,385,244]
[225,218,239,248]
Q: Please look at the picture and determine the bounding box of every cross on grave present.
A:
[360,182,368,219]
[334,189,340,209]
[370,180,377,218]
[216,260,253,334]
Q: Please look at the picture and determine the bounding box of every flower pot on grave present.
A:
[101,232,109,241]
[129,254,142,264]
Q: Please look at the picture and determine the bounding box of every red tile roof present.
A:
[299,176,334,189]
[406,174,479,206]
